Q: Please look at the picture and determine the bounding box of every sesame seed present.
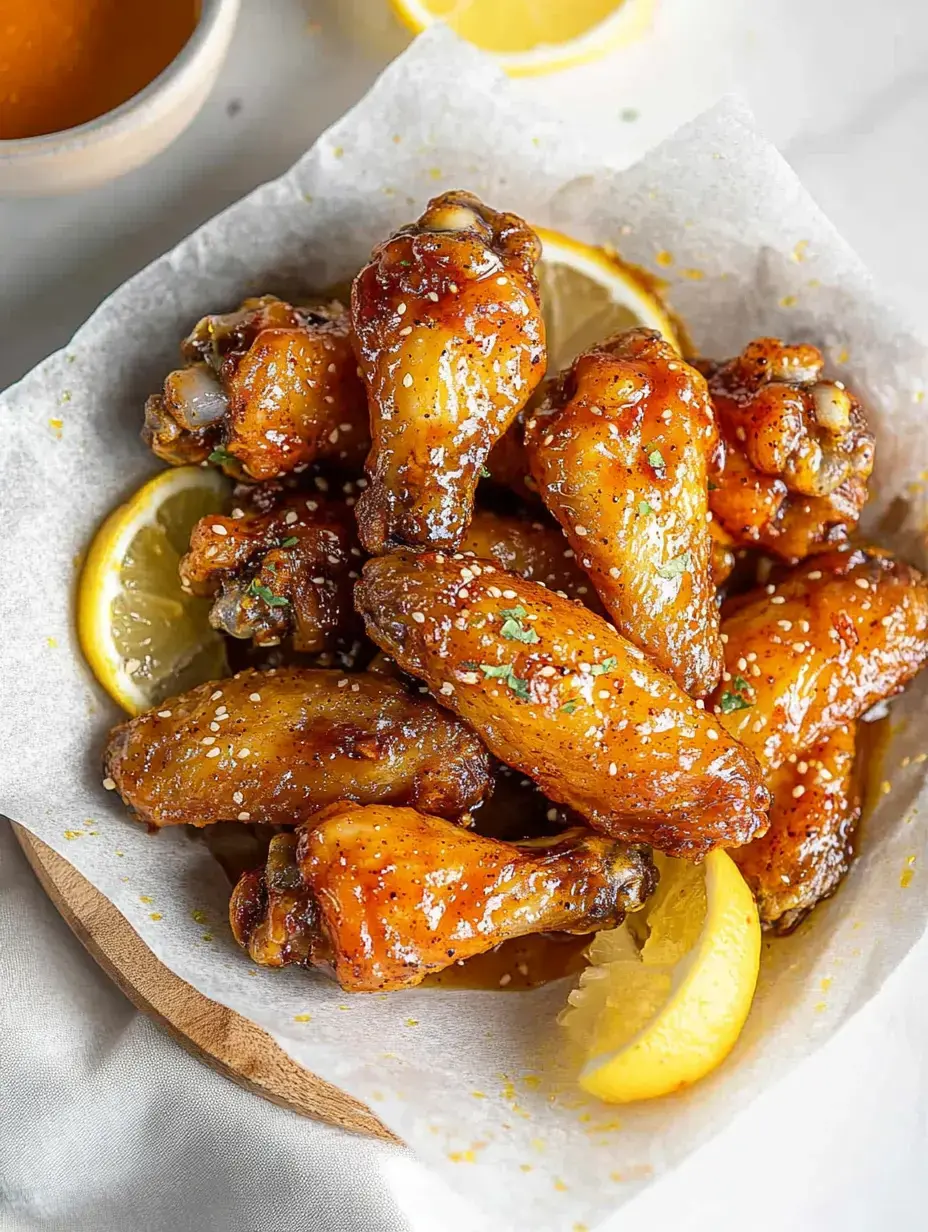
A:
[707,729,719,740]
[499,973,512,986]
[211,690,223,701]
[237,748,250,758]
[807,570,822,580]
[399,325,413,336]
[402,373,414,388]
[427,291,439,302]
[543,434,554,446]
[881,615,893,626]
[458,587,470,600]
[237,811,251,821]
[212,524,228,536]
[539,666,556,677]
[547,808,558,821]
[609,567,620,578]
[337,678,349,688]
[496,276,508,286]
[460,671,480,684]
[448,282,459,293]
[232,791,244,804]
[351,683,360,692]
[608,762,618,776]
[502,589,517,599]
[202,736,216,746]
[124,658,141,674]
[488,586,502,598]
[157,710,172,718]
[695,699,705,709]
[797,761,809,774]
[440,682,455,695]
[792,641,807,653]
[752,719,764,732]
[102,777,116,791]
[411,611,426,624]
[855,577,870,590]
[249,692,261,702]
[792,785,806,799]
[206,747,221,758]
[598,689,610,699]
[746,651,757,661]
[771,596,786,605]
[574,525,588,536]
[751,664,761,677]
[397,302,407,315]
[777,620,793,631]
[736,657,747,671]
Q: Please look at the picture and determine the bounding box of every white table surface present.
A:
[3,2,927,1229]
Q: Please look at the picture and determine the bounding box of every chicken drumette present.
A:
[355,551,769,858]
[525,329,723,696]
[103,667,492,827]
[351,191,546,554]
[229,802,657,992]
[180,492,363,656]
[143,296,370,480]
[700,338,875,561]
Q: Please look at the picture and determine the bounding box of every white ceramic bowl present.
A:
[0,0,240,197]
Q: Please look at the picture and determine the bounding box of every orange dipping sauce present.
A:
[0,0,200,140]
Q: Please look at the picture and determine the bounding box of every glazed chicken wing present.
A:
[731,724,861,932]
[351,191,546,554]
[143,296,370,480]
[713,547,928,770]
[525,329,722,696]
[701,338,875,561]
[180,493,363,655]
[355,552,769,858]
[103,667,492,827]
[229,803,657,992]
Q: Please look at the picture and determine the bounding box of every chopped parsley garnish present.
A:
[707,479,719,492]
[499,606,540,644]
[589,656,618,677]
[280,536,299,548]
[638,500,654,517]
[644,443,666,471]
[480,465,492,479]
[560,698,579,714]
[656,551,691,580]
[208,448,236,465]
[247,580,289,607]
[479,662,531,701]
[718,675,753,713]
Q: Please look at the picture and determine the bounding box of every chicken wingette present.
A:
[355,551,769,858]
[103,667,492,827]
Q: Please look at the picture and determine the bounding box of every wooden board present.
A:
[12,824,396,1143]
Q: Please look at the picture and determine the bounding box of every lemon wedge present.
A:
[391,0,654,76]
[559,850,761,1103]
[78,466,231,714]
[535,226,679,371]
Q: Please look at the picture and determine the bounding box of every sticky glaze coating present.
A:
[461,507,596,606]
[700,338,875,561]
[229,804,657,992]
[351,190,546,553]
[714,547,928,770]
[143,296,370,480]
[180,493,363,654]
[732,724,861,932]
[103,667,492,827]
[526,329,723,696]
[356,551,769,858]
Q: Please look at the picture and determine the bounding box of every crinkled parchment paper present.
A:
[2,28,928,1232]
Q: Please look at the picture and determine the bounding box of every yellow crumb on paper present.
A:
[149,912,162,921]
[792,239,809,262]
[332,145,344,158]
[45,636,58,648]
[63,830,84,840]
[405,1018,418,1027]
[654,249,673,267]
[520,1163,533,1173]
[779,294,797,308]
[139,894,153,904]
[820,977,832,992]
[427,167,442,179]
[191,909,207,924]
[471,1090,486,1099]
[293,1013,312,1023]
[901,855,917,888]
[448,1149,476,1164]
[681,267,705,280]
[48,418,63,439]
[553,1178,569,1192]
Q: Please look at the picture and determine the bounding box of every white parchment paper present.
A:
[3,28,928,1232]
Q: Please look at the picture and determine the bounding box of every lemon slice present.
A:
[535,226,679,372]
[391,0,654,76]
[559,850,760,1103]
[78,466,231,714]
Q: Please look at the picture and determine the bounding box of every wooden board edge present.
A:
[12,823,398,1144]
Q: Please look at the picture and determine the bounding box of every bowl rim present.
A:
[0,0,234,156]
